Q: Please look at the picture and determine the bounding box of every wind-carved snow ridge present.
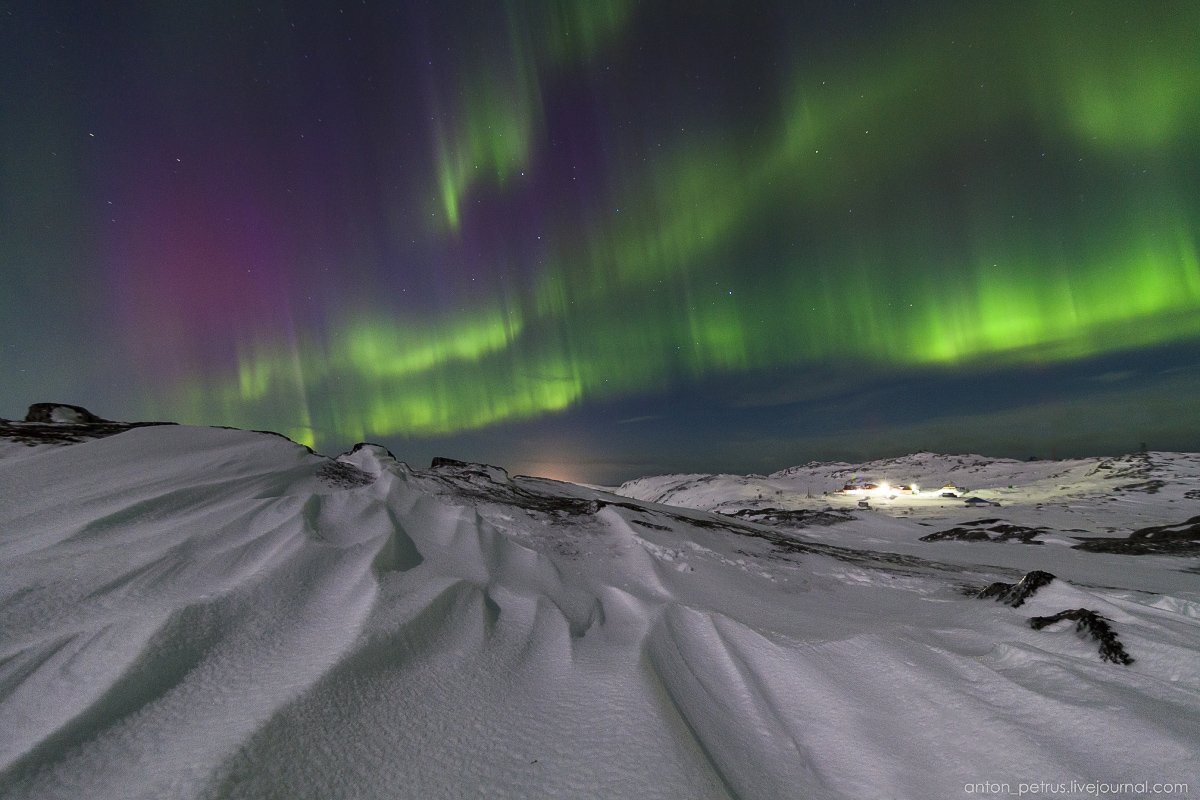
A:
[645,607,832,798]
[1,413,1198,799]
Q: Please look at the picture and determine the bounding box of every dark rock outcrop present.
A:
[726,507,856,527]
[430,456,489,471]
[1028,608,1135,665]
[976,570,1057,607]
[349,441,400,461]
[923,519,1047,545]
[316,461,376,488]
[24,402,108,423]
[426,457,601,516]
[1072,516,1200,556]
[1116,479,1166,495]
[1,403,175,446]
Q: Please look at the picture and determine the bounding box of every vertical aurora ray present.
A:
[428,0,636,231]
[431,43,540,230]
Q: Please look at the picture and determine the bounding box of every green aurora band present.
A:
[157,2,1200,450]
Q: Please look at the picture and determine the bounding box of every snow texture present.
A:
[1,421,1198,799]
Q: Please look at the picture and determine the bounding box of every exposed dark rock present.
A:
[24,403,108,423]
[976,570,1057,607]
[1028,608,1135,665]
[430,456,490,471]
[1116,479,1166,494]
[1072,515,1200,556]
[1088,452,1153,480]
[922,519,1047,545]
[317,461,376,488]
[429,457,517,486]
[425,458,602,516]
[725,507,855,527]
[348,442,400,460]
[926,527,992,542]
[1,404,176,447]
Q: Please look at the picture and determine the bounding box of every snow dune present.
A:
[1,423,1198,799]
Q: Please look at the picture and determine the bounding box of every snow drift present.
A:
[1,410,1198,799]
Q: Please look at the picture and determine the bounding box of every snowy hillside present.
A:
[1,409,1198,799]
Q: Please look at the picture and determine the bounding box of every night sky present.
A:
[3,1,1199,483]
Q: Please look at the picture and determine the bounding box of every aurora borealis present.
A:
[3,1,1199,482]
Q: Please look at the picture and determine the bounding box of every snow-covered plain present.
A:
[1,414,1197,799]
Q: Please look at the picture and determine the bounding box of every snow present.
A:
[1,427,1198,799]
[48,407,86,423]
